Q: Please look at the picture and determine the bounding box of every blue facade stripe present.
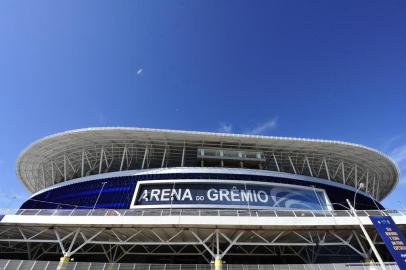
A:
[53,186,131,200]
[20,173,383,210]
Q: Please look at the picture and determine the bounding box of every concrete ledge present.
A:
[2,214,406,230]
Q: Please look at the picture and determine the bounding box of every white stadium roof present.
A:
[16,127,399,200]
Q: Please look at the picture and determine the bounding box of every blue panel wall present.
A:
[20,173,383,210]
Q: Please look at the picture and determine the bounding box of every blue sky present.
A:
[0,1,405,209]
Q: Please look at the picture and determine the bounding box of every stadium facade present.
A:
[0,127,405,269]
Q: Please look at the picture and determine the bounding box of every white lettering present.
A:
[182,189,193,201]
[207,189,218,201]
[138,190,149,202]
[171,189,181,201]
[230,189,240,201]
[219,189,230,201]
[150,189,160,202]
[252,190,258,202]
[240,190,252,202]
[161,189,170,201]
[137,186,271,205]
[257,190,268,203]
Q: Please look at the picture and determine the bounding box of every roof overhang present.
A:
[15,127,399,200]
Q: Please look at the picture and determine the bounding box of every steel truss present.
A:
[0,225,388,263]
[28,140,386,199]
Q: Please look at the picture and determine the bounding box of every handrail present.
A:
[0,208,405,218]
[0,259,400,270]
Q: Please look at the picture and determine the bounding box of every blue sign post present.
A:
[370,216,406,269]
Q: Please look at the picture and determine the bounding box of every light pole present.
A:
[353,182,365,210]
[91,181,107,213]
[330,202,351,210]
[170,181,176,215]
[244,181,251,213]
[347,182,387,270]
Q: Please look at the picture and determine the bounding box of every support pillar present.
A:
[213,239,223,270]
[214,256,222,270]
[56,256,70,270]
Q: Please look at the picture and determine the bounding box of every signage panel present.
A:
[130,179,330,210]
[370,216,406,269]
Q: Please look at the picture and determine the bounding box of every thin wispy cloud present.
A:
[218,122,233,133]
[137,68,144,76]
[246,117,278,135]
[388,140,406,185]
[382,135,402,152]
[216,117,278,135]
[391,145,406,165]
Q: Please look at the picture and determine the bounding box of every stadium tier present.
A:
[16,128,398,210]
[0,127,403,268]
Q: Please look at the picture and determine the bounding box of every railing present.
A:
[1,208,406,218]
[0,260,400,270]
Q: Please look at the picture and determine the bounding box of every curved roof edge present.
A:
[15,127,400,199]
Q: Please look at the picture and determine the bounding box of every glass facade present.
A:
[20,172,383,210]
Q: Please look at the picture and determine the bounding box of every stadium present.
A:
[0,127,405,270]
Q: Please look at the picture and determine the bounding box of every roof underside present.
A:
[16,127,399,200]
